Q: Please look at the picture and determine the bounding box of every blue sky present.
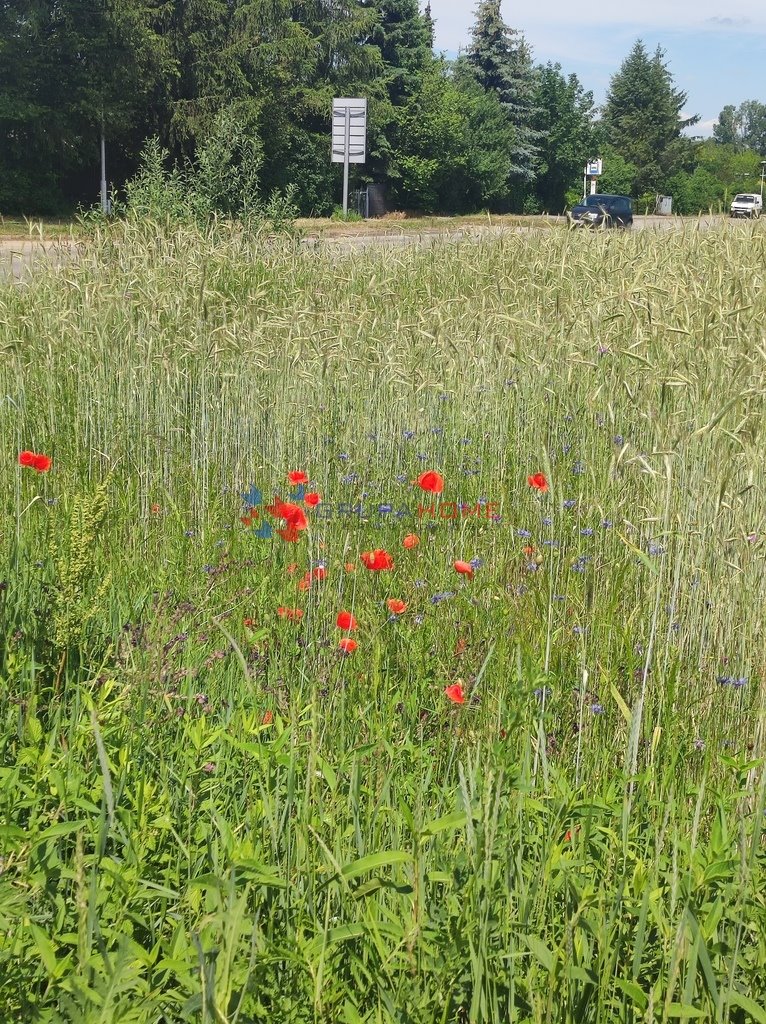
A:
[429,1,766,135]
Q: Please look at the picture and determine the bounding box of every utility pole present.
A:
[761,161,766,200]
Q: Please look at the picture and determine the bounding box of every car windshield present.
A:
[583,195,622,208]
[734,195,756,203]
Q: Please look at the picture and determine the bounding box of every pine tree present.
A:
[602,40,698,195]
[462,0,539,191]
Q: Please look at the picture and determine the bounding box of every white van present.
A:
[730,194,762,219]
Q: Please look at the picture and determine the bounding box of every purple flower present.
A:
[542,516,552,526]
[694,739,705,751]
[601,519,613,528]
[580,528,594,537]
[563,499,577,510]
[613,435,624,446]
[402,430,415,440]
[516,528,532,538]
[590,703,604,715]
[469,557,483,570]
[572,461,585,475]
[431,591,455,605]
[338,452,350,461]
[202,762,216,773]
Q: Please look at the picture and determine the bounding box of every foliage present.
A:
[389,59,514,213]
[461,0,540,197]
[532,63,596,212]
[713,100,766,154]
[3,223,766,1019]
[602,40,699,195]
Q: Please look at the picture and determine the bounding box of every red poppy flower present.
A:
[304,492,321,507]
[386,599,407,614]
[151,503,162,514]
[278,607,304,621]
[278,527,300,542]
[402,534,420,549]
[336,610,357,630]
[338,638,357,654]
[262,710,274,725]
[444,683,465,705]
[279,503,308,530]
[297,575,311,592]
[286,563,298,574]
[361,549,394,571]
[312,565,326,580]
[416,470,444,494]
[528,472,549,492]
[244,617,255,628]
[288,471,308,485]
[344,562,356,573]
[454,560,473,578]
[18,450,51,472]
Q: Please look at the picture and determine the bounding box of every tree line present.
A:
[1,0,764,218]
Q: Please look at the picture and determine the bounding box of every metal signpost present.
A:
[584,157,603,198]
[332,98,367,215]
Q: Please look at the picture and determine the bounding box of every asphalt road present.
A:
[0,215,740,280]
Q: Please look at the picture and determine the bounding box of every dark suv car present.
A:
[568,194,633,228]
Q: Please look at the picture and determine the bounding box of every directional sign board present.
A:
[332,98,367,164]
[586,158,603,177]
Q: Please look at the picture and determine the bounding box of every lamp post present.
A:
[761,161,766,201]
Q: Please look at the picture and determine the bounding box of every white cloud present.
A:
[429,0,766,53]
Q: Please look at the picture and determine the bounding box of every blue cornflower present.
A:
[516,528,532,538]
[563,499,577,509]
[647,542,664,556]
[542,516,552,526]
[525,562,539,572]
[461,438,472,445]
[613,435,624,446]
[414,615,424,625]
[417,453,428,461]
[562,444,572,455]
[590,703,605,715]
[439,393,450,400]
[572,461,585,475]
[342,473,359,484]
[572,626,585,635]
[414,579,427,588]
[694,738,705,751]
[470,557,483,570]
[395,474,407,483]
[542,539,560,548]
[553,594,566,602]
[184,530,196,537]
[717,675,733,686]
[378,504,392,514]
[534,686,552,701]
[733,677,748,689]
[430,591,455,605]
[338,452,350,461]
[431,427,444,435]
[601,519,613,528]
[402,430,415,440]
[478,497,488,506]
[580,528,594,537]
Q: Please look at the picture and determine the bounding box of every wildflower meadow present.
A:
[1,220,766,1023]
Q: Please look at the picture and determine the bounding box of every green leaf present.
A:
[665,1004,706,1018]
[728,992,766,1023]
[30,923,58,976]
[341,851,412,880]
[521,934,555,972]
[420,811,468,837]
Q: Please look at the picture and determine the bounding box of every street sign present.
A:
[332,98,367,164]
[586,158,603,177]
[332,98,367,216]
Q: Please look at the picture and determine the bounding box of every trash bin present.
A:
[367,183,386,218]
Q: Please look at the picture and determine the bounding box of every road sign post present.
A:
[332,98,367,215]
[583,157,603,199]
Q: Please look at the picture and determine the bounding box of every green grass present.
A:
[1,218,766,1023]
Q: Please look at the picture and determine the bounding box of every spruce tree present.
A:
[602,40,698,195]
[462,0,539,191]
